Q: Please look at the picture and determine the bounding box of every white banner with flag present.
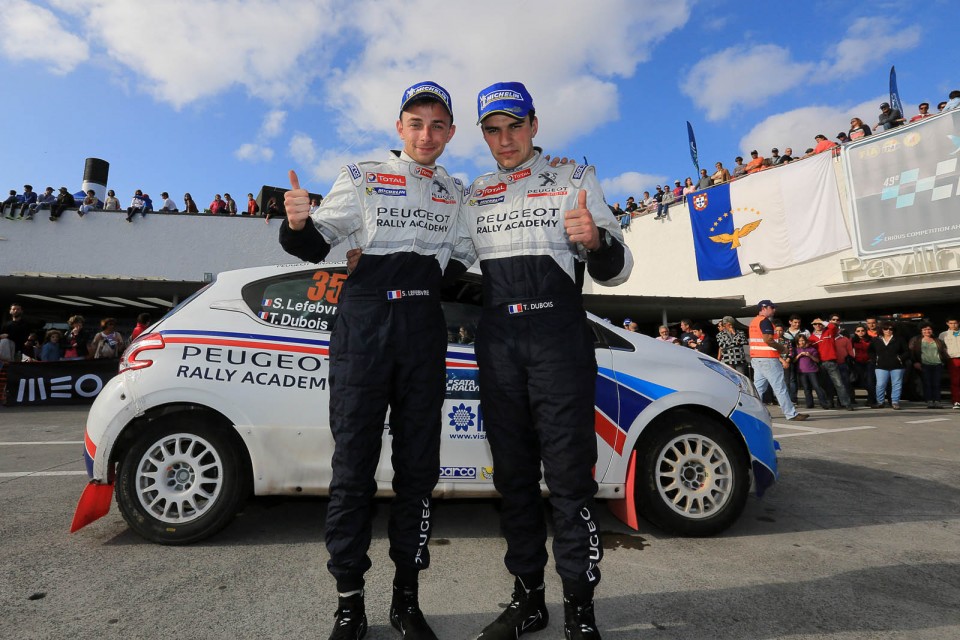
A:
[688,152,851,280]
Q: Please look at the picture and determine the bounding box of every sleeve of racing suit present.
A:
[442,192,478,288]
[279,219,331,263]
[586,229,627,283]
[307,166,365,246]
[579,168,633,286]
[277,165,365,263]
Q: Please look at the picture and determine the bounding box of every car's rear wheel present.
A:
[116,417,248,544]
[635,411,749,536]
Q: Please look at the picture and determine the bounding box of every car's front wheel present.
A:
[635,411,749,537]
[116,417,248,544]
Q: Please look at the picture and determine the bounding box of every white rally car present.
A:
[71,263,778,544]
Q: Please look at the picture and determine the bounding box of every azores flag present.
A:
[688,153,851,280]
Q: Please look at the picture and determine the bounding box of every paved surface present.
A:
[1,403,959,639]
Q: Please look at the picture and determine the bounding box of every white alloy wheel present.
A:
[134,432,224,524]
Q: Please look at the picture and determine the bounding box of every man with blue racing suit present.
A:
[446,82,633,640]
[279,81,463,640]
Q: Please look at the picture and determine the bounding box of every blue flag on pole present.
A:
[686,121,699,173]
[889,66,904,123]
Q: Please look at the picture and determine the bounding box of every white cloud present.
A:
[48,0,341,109]
[681,45,813,121]
[0,0,89,74]
[235,110,288,162]
[321,0,693,168]
[822,18,921,78]
[260,110,287,139]
[601,171,668,201]
[9,0,695,172]
[287,132,387,185]
[289,133,317,166]
[235,143,274,162]
[738,96,884,156]
[683,19,922,122]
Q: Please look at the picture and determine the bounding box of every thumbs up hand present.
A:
[285,169,310,231]
[563,189,600,250]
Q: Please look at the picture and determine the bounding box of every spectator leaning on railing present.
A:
[944,90,960,111]
[909,102,933,122]
[745,150,763,173]
[875,102,904,131]
[813,134,837,154]
[712,161,731,183]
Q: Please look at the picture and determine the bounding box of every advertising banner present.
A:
[3,359,119,407]
[844,110,960,256]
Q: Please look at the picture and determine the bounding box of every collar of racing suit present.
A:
[391,149,441,178]
[493,147,543,176]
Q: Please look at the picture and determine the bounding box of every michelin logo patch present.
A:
[367,187,406,197]
[480,89,523,108]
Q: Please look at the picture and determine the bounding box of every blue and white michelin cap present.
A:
[477,82,535,124]
[399,81,453,120]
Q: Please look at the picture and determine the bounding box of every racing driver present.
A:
[279,81,463,640]
[446,82,633,640]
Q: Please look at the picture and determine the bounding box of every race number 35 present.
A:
[306,271,346,304]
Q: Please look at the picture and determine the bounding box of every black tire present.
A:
[116,416,248,544]
[635,411,749,537]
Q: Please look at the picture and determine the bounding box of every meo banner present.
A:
[688,152,850,280]
[3,359,119,406]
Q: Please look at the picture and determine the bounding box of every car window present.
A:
[241,267,347,332]
[590,320,635,351]
[154,283,213,328]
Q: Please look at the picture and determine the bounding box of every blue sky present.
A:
[1,0,957,210]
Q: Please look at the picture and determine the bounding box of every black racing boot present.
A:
[563,597,600,640]
[329,591,367,640]
[475,577,548,639]
[389,584,438,639]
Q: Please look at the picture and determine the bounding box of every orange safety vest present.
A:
[749,316,780,358]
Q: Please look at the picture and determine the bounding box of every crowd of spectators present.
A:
[2,185,311,223]
[0,305,153,367]
[617,311,960,411]
[611,90,960,226]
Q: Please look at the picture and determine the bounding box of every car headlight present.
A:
[698,358,759,398]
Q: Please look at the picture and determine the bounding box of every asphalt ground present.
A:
[1,403,959,640]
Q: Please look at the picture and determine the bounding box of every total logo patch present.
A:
[507,168,531,183]
[474,182,507,198]
[366,172,406,186]
[414,166,434,179]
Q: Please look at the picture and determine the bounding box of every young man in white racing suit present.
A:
[279,81,463,640]
[445,82,633,640]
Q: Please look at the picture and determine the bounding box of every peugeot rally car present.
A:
[71,263,778,544]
